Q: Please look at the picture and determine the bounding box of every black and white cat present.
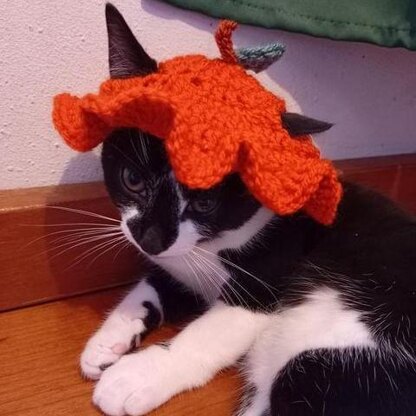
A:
[80,5,416,416]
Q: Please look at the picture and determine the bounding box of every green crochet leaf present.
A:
[235,43,285,73]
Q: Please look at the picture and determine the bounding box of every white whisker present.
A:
[46,228,121,244]
[138,130,149,164]
[184,254,210,302]
[195,246,279,304]
[42,231,123,261]
[67,235,126,269]
[46,206,120,224]
[130,130,145,166]
[112,241,131,263]
[20,222,120,228]
[22,226,121,249]
[189,252,235,306]
[86,236,128,268]
[108,142,143,171]
[192,250,253,309]
[30,234,106,259]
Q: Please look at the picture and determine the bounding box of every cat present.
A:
[80,5,416,416]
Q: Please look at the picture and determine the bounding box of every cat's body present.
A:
[80,5,416,416]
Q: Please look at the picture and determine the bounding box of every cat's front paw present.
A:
[80,315,145,380]
[93,346,172,416]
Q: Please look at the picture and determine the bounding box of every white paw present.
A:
[93,346,172,416]
[80,315,146,380]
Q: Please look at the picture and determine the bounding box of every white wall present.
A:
[1,0,415,190]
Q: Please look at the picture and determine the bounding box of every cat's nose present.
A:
[138,225,164,255]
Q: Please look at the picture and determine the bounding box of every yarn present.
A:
[215,20,238,63]
[236,43,286,73]
[52,21,342,225]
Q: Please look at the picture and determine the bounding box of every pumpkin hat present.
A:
[52,4,342,225]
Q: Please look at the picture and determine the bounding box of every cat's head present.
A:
[101,5,330,260]
[102,5,265,260]
[102,127,263,258]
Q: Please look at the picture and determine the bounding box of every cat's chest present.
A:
[153,254,230,304]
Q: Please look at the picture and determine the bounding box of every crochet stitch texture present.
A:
[52,21,342,225]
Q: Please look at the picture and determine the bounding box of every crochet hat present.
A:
[52,6,342,225]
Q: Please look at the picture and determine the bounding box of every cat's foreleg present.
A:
[81,267,206,380]
[93,301,268,416]
[80,277,163,380]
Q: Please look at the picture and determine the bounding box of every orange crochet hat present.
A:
[53,21,342,225]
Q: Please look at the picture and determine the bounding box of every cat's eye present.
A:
[190,197,217,214]
[121,167,146,195]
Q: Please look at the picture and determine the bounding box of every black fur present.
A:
[222,183,416,320]
[271,348,416,416]
[142,301,162,333]
[146,268,207,324]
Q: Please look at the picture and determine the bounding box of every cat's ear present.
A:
[281,112,333,137]
[105,3,157,78]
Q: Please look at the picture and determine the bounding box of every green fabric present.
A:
[161,0,416,50]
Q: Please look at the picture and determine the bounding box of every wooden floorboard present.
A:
[0,289,241,416]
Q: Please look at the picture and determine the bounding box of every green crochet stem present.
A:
[236,43,285,73]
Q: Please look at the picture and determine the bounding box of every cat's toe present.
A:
[80,318,145,380]
[80,342,123,380]
[93,346,171,416]
[123,392,160,416]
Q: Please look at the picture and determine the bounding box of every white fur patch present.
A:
[120,207,143,252]
[240,288,375,416]
[201,207,274,253]
[272,288,375,353]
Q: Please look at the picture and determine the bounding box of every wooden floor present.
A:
[0,289,242,416]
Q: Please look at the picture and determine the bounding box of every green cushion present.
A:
[161,0,416,50]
